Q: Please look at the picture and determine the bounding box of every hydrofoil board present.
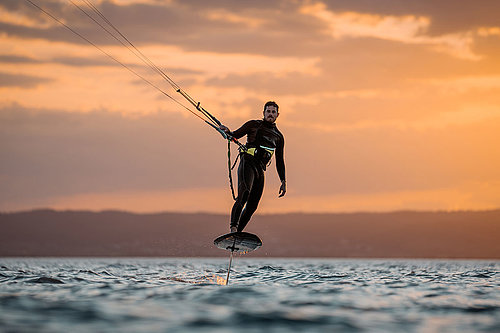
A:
[214,232,262,253]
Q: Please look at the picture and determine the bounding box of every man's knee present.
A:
[245,199,260,213]
[236,190,250,205]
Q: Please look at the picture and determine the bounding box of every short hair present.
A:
[264,101,279,112]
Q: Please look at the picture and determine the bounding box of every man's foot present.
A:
[230,226,238,233]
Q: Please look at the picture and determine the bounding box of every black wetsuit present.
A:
[230,119,285,231]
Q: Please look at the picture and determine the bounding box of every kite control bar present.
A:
[176,88,246,200]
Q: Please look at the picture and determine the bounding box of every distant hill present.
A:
[1,209,499,258]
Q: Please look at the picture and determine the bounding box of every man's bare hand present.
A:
[278,180,286,197]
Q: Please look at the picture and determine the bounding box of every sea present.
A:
[0,258,499,332]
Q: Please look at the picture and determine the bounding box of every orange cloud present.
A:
[1,0,499,214]
[300,2,482,60]
[0,5,54,28]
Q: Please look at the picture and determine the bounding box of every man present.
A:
[220,101,286,233]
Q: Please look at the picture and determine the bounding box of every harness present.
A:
[242,146,275,164]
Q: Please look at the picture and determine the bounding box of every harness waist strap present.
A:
[242,146,275,157]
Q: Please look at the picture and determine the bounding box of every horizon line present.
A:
[2,207,500,215]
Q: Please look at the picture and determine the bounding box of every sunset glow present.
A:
[1,0,499,213]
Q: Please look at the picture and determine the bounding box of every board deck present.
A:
[214,232,262,253]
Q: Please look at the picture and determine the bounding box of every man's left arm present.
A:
[276,136,286,197]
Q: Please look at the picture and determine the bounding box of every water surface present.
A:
[1,258,499,332]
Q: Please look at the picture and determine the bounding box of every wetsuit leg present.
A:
[230,155,255,229]
[237,163,265,232]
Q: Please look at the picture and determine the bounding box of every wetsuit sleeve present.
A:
[276,135,286,182]
[230,120,255,139]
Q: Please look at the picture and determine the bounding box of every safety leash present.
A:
[228,140,242,201]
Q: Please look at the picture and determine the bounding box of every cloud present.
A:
[0,0,57,28]
[205,36,497,97]
[0,105,230,203]
[0,0,348,57]
[301,3,431,40]
[300,2,482,60]
[0,54,40,63]
[51,55,120,67]
[203,8,266,29]
[1,1,499,213]
[3,0,499,62]
[0,71,51,87]
[284,105,500,134]
[2,103,498,208]
[320,0,500,35]
[0,53,121,67]
[427,75,500,92]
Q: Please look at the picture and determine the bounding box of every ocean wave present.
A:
[26,276,65,284]
[0,258,498,332]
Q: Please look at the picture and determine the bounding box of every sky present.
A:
[1,0,499,214]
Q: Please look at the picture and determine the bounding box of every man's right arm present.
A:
[221,120,254,139]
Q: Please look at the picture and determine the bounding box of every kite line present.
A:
[25,0,245,198]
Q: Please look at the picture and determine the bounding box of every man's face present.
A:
[263,105,279,123]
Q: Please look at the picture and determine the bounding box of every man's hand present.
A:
[278,180,286,197]
[219,125,230,134]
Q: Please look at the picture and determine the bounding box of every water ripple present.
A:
[26,277,65,284]
[0,258,498,332]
